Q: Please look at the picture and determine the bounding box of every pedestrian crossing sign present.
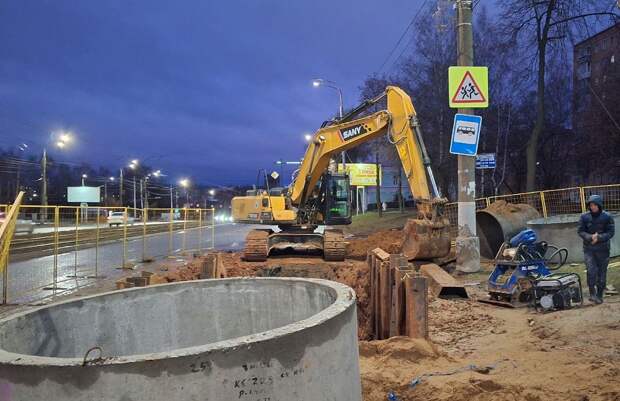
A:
[449,66,489,108]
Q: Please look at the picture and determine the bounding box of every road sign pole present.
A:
[455,0,480,273]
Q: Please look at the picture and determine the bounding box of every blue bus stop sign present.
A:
[450,113,482,156]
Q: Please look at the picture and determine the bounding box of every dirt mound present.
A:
[249,259,373,340]
[359,336,440,362]
[359,336,528,401]
[429,298,501,356]
[347,228,404,259]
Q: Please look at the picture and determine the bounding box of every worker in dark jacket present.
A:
[577,194,615,304]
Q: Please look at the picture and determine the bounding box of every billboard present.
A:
[67,186,101,203]
[337,163,382,187]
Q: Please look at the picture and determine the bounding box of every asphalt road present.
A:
[2,223,261,304]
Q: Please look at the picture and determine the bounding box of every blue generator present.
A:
[484,229,580,310]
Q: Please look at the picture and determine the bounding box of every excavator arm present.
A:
[290,86,441,209]
[233,85,450,262]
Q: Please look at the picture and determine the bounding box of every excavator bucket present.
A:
[400,217,451,260]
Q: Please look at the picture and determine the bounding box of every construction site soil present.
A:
[8,224,615,401]
[150,229,620,401]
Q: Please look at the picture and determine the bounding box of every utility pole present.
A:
[139,179,144,209]
[455,0,480,272]
[41,148,48,222]
[104,182,108,206]
[120,168,124,206]
[169,185,173,208]
[144,179,149,209]
[133,175,137,216]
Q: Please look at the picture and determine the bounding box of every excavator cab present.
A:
[323,173,352,225]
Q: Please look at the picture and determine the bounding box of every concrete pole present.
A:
[120,168,124,206]
[455,0,480,272]
[41,148,48,222]
[133,175,137,216]
[170,185,173,209]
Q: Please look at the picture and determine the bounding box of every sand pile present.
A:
[347,229,405,259]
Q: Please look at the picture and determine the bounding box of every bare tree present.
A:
[499,0,619,191]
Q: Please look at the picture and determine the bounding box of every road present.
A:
[2,223,259,304]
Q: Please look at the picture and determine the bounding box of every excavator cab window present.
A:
[324,173,351,225]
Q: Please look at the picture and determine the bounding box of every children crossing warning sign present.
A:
[448,66,489,108]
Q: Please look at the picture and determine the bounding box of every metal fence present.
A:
[443,183,620,238]
[0,205,215,304]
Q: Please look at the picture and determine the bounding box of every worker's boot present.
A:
[596,287,605,304]
[588,287,598,304]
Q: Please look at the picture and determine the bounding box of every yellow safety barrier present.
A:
[445,183,620,237]
[1,192,25,304]
[0,204,215,305]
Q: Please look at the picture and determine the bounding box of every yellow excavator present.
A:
[231,86,450,262]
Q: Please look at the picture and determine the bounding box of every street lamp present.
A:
[304,133,313,142]
[311,78,346,166]
[311,79,344,119]
[179,178,190,206]
[41,131,73,219]
[81,174,87,186]
[208,189,215,196]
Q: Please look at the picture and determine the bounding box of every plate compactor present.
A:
[482,229,583,311]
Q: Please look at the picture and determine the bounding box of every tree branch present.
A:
[550,12,620,27]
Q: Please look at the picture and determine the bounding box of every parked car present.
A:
[107,211,135,227]
[0,212,36,235]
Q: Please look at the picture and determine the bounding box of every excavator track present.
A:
[243,229,270,261]
[323,229,346,261]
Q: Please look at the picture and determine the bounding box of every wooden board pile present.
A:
[368,248,428,340]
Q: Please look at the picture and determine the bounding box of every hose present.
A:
[545,245,568,270]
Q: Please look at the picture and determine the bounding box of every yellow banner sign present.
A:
[337,163,381,186]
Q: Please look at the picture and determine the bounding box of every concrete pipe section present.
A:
[476,200,541,259]
[0,278,362,401]
[527,213,620,263]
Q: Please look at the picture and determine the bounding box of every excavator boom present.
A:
[232,86,451,261]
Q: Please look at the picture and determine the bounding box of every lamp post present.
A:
[179,178,190,207]
[129,159,139,216]
[312,78,346,167]
[41,131,73,221]
[81,174,87,186]
[104,176,114,205]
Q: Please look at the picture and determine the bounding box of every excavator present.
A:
[231,86,451,262]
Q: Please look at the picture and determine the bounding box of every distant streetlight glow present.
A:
[209,189,215,196]
[304,133,312,142]
[109,176,115,181]
[59,133,71,143]
[179,178,190,188]
[56,141,65,148]
[312,80,320,87]
[82,174,87,178]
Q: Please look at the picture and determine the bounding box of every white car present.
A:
[107,211,135,227]
[0,212,36,235]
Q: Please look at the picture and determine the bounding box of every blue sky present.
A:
[0,0,431,185]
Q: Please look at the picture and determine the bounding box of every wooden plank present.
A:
[391,255,409,336]
[379,260,391,340]
[372,254,380,339]
[367,252,376,339]
[371,247,390,261]
[404,275,428,339]
[420,263,468,298]
[394,268,405,336]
